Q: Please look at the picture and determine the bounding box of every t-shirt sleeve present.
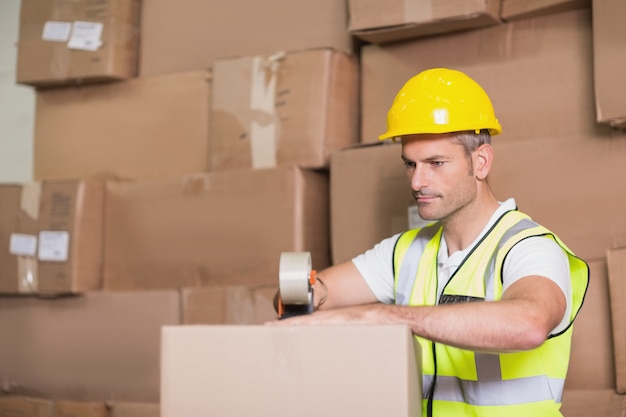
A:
[502,236,572,335]
[350,233,401,304]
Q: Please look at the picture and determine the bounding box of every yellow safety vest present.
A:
[393,209,589,417]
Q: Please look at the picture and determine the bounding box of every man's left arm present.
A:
[272,274,566,354]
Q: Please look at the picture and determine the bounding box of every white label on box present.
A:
[9,233,38,256]
[408,205,432,230]
[68,21,103,51]
[42,21,72,42]
[38,231,70,262]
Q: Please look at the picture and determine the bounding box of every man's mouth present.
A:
[416,197,437,204]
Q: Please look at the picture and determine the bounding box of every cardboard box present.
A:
[54,400,107,417]
[0,184,22,293]
[34,71,211,181]
[0,179,104,295]
[330,142,417,264]
[16,0,139,86]
[360,9,594,144]
[210,48,359,171]
[607,248,626,394]
[500,0,590,21]
[182,285,278,324]
[348,0,501,44]
[565,259,615,390]
[561,390,626,417]
[0,397,161,417]
[0,396,53,417]
[489,134,626,262]
[139,0,353,77]
[104,167,329,290]
[592,0,626,128]
[0,291,181,403]
[108,402,160,417]
[161,325,421,417]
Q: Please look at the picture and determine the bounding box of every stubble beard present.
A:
[414,181,475,225]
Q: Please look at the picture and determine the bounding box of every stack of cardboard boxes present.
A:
[3,0,361,415]
[1,0,626,415]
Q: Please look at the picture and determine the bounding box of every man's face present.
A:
[401,133,477,222]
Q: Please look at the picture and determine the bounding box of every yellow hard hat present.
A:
[379,68,502,140]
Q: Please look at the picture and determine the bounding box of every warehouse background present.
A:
[1,0,626,416]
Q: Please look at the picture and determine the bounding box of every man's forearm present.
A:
[271,275,565,354]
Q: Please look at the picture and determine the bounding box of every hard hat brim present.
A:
[379,124,502,141]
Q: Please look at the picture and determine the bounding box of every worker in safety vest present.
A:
[270,67,589,417]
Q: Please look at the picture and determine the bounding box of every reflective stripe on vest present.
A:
[393,209,590,416]
[396,223,439,305]
[422,374,564,405]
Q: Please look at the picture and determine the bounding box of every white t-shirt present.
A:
[352,198,572,335]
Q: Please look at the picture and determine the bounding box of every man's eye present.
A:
[403,160,416,169]
[431,161,444,167]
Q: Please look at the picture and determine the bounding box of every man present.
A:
[271,68,589,416]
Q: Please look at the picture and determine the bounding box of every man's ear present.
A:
[473,144,494,180]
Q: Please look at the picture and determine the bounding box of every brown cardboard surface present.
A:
[161,325,421,417]
[34,71,210,181]
[607,248,626,394]
[210,48,359,171]
[0,185,22,293]
[500,0,590,21]
[566,259,615,390]
[0,398,161,417]
[0,291,181,402]
[139,0,353,77]
[0,180,104,295]
[107,402,160,417]
[16,0,139,86]
[104,167,329,290]
[489,133,626,262]
[35,179,104,294]
[54,400,107,417]
[361,9,594,144]
[592,0,626,128]
[349,0,501,44]
[330,142,413,264]
[561,390,626,417]
[182,285,278,324]
[0,396,53,417]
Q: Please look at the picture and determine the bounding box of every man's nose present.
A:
[410,165,427,191]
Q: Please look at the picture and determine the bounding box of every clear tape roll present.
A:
[279,252,312,305]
